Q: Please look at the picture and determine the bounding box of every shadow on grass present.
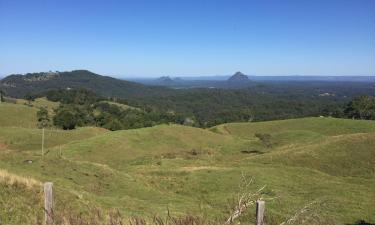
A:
[347,220,375,225]
[241,150,264,154]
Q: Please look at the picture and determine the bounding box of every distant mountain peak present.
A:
[228,71,249,81]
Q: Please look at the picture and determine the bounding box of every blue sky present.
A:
[1,0,374,77]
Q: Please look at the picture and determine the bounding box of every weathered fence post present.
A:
[44,182,53,225]
[256,200,265,225]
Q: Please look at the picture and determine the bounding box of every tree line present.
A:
[35,89,185,130]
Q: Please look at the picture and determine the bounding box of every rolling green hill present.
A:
[0,115,374,224]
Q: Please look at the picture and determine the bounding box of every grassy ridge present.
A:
[212,117,375,137]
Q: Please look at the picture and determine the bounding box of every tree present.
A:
[53,109,78,130]
[344,96,375,120]
[37,107,51,128]
[25,93,36,105]
[0,90,4,103]
[102,118,123,131]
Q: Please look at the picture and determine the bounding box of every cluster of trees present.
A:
[37,89,185,130]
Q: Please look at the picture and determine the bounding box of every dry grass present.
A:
[0,169,42,189]
[54,206,208,225]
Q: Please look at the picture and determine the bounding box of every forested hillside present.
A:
[0,70,173,98]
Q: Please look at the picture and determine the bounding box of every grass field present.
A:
[0,101,374,224]
[0,102,38,128]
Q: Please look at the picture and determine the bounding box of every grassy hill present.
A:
[0,115,374,224]
[0,97,61,128]
[211,117,375,137]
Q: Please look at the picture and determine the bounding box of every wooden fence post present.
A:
[44,182,53,225]
[256,200,265,225]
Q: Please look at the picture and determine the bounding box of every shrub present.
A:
[53,109,77,130]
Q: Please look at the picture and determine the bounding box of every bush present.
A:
[53,109,77,130]
[102,118,123,131]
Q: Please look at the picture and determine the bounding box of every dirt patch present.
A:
[0,142,8,150]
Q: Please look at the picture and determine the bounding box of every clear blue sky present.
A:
[1,0,374,77]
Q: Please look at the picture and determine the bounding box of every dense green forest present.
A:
[23,88,373,131]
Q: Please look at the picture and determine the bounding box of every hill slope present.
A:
[0,102,38,128]
[0,70,171,98]
[211,117,375,137]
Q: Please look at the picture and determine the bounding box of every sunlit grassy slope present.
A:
[0,100,108,151]
[0,113,374,224]
[0,97,60,128]
[16,97,60,111]
[0,102,38,128]
[211,117,375,137]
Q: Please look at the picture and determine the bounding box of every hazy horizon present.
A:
[1,69,375,80]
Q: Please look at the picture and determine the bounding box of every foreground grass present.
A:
[0,113,374,224]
